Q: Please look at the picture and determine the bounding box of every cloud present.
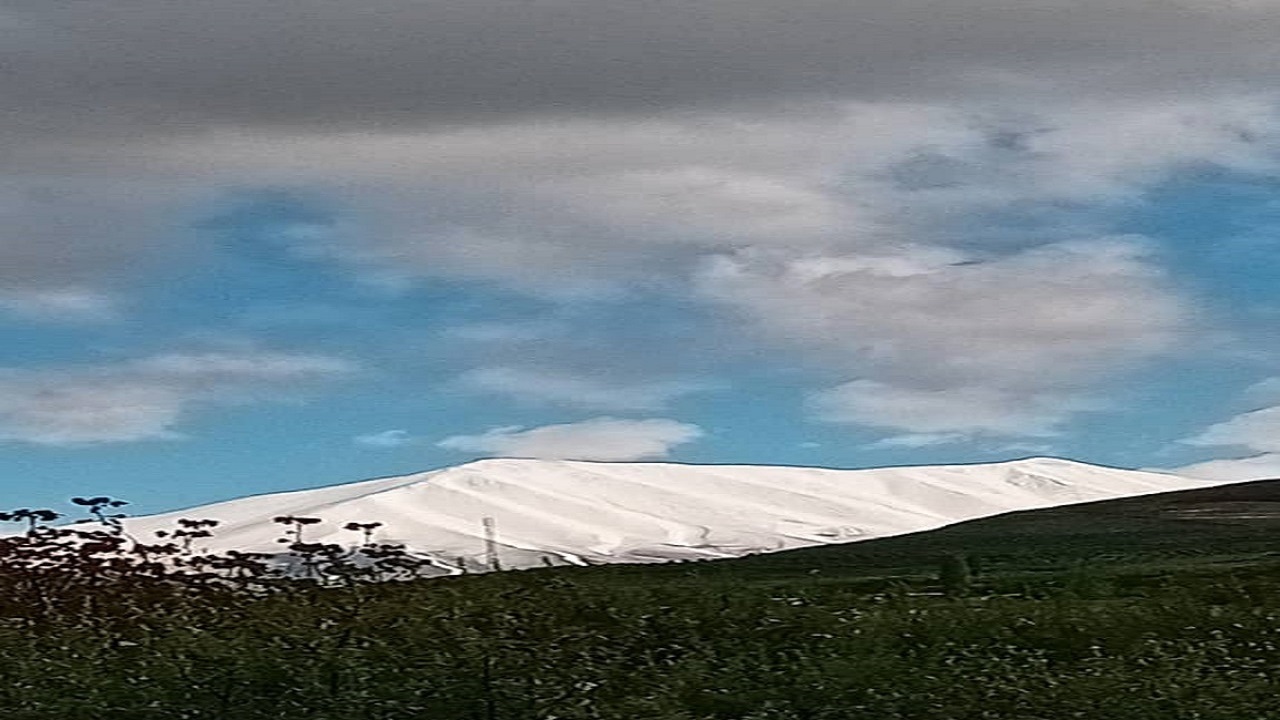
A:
[0,287,118,322]
[6,6,1278,314]
[701,238,1184,437]
[1171,453,1280,482]
[354,429,415,448]
[1184,405,1280,454]
[437,417,704,461]
[1243,378,1280,405]
[9,89,1277,307]
[7,0,1280,451]
[456,367,716,412]
[0,179,207,317]
[6,0,1280,139]
[813,383,1096,439]
[701,239,1186,386]
[0,351,355,445]
[1169,378,1280,481]
[145,97,1278,293]
[863,432,970,450]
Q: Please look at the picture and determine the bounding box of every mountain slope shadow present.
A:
[671,476,1280,581]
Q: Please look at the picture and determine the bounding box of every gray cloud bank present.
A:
[6,0,1280,138]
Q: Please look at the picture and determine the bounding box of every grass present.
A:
[3,479,1280,719]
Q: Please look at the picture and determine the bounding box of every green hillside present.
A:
[688,476,1280,583]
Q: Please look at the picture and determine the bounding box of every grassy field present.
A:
[3,479,1280,719]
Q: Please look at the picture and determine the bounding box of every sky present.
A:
[4,0,1280,515]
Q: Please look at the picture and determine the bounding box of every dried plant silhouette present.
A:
[0,498,436,630]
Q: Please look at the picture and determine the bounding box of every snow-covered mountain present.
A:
[118,457,1221,575]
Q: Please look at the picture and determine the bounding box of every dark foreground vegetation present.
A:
[4,480,1280,719]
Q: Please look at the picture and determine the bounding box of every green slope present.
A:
[594,476,1280,586]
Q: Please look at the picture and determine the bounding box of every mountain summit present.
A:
[119,457,1221,575]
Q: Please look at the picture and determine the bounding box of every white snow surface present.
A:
[117,457,1222,575]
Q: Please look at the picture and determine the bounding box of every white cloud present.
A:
[863,432,970,449]
[1184,405,1280,454]
[442,320,565,344]
[1169,378,1280,481]
[1243,377,1280,404]
[0,351,355,445]
[544,165,854,244]
[1015,97,1280,201]
[814,382,1096,439]
[701,239,1186,387]
[1171,453,1280,482]
[437,417,704,461]
[354,429,415,448]
[456,367,716,412]
[128,352,354,382]
[129,97,1277,293]
[0,287,118,322]
[701,238,1183,437]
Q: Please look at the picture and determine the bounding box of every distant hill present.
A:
[116,456,1225,574]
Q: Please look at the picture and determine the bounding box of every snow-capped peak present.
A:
[115,457,1220,575]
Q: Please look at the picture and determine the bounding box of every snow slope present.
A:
[117,457,1222,575]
